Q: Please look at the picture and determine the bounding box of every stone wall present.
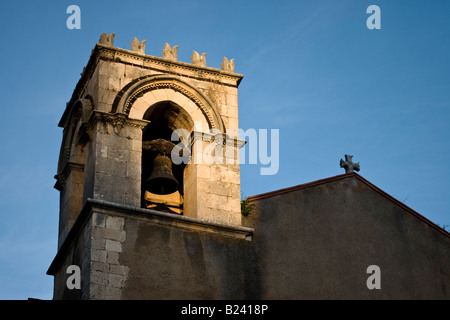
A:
[51,213,91,300]
[48,173,450,299]
[89,212,130,299]
[48,199,255,300]
[82,113,147,207]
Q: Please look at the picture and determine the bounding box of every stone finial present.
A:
[131,37,146,54]
[340,154,360,173]
[221,57,235,72]
[162,43,178,61]
[99,32,115,47]
[190,50,206,67]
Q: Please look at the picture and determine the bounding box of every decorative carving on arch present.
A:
[111,75,225,132]
[57,100,83,173]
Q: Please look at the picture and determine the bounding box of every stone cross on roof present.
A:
[340,154,360,173]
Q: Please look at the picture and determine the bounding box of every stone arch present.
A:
[55,98,92,248]
[111,75,225,132]
[141,100,194,138]
[140,101,190,213]
[57,98,92,176]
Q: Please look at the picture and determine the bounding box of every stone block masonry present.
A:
[90,212,130,300]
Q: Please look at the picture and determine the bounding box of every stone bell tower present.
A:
[47,33,251,300]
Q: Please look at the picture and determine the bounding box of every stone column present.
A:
[82,112,148,207]
[183,131,245,226]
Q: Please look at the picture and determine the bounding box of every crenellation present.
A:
[162,43,178,61]
[97,34,241,76]
[98,32,115,47]
[190,50,206,67]
[221,57,235,73]
[130,37,146,54]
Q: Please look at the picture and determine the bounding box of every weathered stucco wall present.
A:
[244,174,450,299]
[119,215,256,299]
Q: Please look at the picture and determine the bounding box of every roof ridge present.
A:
[352,174,450,238]
[247,173,450,239]
[247,172,356,201]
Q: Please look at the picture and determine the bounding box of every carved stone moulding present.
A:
[54,162,85,191]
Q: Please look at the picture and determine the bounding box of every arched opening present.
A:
[55,98,91,248]
[114,75,225,133]
[140,101,192,214]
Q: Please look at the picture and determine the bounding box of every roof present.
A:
[247,172,450,238]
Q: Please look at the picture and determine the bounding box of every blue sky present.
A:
[0,0,449,300]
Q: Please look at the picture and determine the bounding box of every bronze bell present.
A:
[146,154,179,195]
